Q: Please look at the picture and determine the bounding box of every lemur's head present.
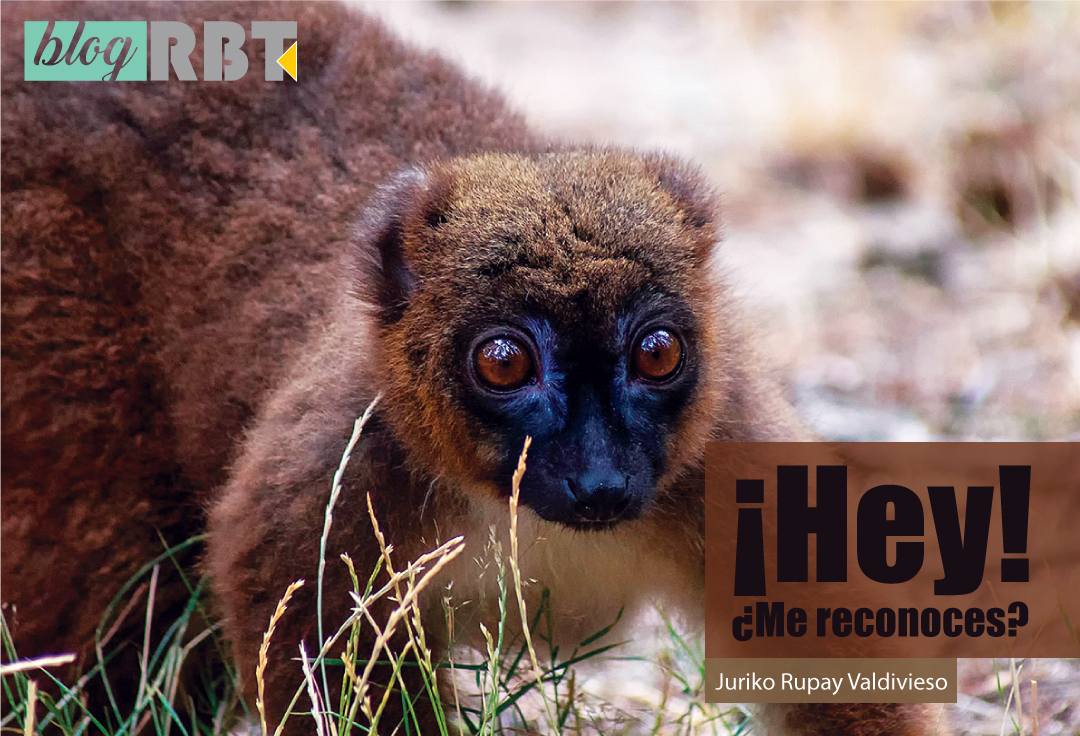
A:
[355,149,727,529]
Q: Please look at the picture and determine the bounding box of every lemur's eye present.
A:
[475,337,535,391]
[633,328,683,382]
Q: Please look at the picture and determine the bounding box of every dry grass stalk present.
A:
[1013,659,1024,736]
[479,622,498,726]
[442,597,465,729]
[506,436,557,730]
[252,397,579,735]
[136,564,161,710]
[999,658,1024,736]
[0,652,76,676]
[340,527,466,734]
[299,640,333,736]
[98,582,148,651]
[257,578,306,736]
[365,491,441,697]
[1031,679,1038,736]
[567,669,580,734]
[318,396,383,700]
[22,679,37,736]
[365,634,416,728]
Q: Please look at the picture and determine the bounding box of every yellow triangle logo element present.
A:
[277,42,297,81]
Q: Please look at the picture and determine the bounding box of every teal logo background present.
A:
[25,21,147,81]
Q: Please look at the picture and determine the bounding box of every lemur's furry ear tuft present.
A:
[353,168,453,325]
[646,154,722,262]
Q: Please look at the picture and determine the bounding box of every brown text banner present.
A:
[703,443,1079,657]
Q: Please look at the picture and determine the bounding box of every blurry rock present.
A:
[855,152,910,203]
[794,385,934,441]
[1050,270,1080,325]
[770,147,912,205]
[854,202,961,287]
[859,245,946,287]
[951,122,1061,237]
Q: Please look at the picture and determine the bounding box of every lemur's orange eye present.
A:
[475,337,534,391]
[633,329,682,382]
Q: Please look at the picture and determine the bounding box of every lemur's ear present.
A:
[353,168,453,324]
[646,154,721,263]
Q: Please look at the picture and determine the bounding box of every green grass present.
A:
[5,408,1063,736]
[0,535,729,736]
[1,541,243,736]
[0,413,735,736]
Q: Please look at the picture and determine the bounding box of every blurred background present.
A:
[357,3,1079,734]
[362,0,1080,443]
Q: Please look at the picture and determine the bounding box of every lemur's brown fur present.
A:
[2,3,943,734]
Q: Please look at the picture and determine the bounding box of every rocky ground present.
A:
[361,3,1079,734]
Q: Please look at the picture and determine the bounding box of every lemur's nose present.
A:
[566,471,632,522]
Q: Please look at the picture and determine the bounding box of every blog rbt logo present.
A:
[24,21,298,82]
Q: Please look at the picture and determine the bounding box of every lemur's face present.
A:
[456,299,700,529]
[366,150,724,528]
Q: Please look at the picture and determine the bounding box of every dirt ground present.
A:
[360,3,1079,734]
